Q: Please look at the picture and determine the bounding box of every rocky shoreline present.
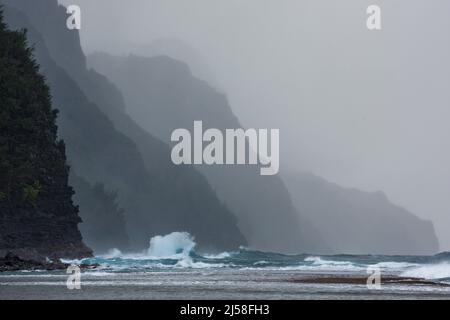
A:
[0,253,97,272]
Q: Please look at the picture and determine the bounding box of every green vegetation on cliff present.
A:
[0,9,91,259]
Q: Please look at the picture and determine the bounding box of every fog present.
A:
[58,0,450,251]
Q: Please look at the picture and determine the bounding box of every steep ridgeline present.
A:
[68,65,245,253]
[3,0,246,252]
[88,53,329,254]
[0,11,91,260]
[284,172,439,255]
[2,3,133,253]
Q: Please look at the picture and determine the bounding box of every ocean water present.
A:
[1,232,450,299]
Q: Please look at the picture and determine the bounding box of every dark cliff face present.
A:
[2,0,246,252]
[88,53,329,254]
[284,172,439,255]
[0,11,92,260]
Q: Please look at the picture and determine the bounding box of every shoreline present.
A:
[0,253,97,272]
[1,270,449,300]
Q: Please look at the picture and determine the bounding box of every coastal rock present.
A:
[0,10,92,262]
[0,252,97,272]
[0,253,68,272]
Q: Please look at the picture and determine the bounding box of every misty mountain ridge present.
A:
[89,51,439,255]
[2,0,246,254]
[136,38,222,90]
[0,0,440,257]
[88,52,331,254]
[284,172,439,255]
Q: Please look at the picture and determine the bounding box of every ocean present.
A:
[1,232,450,300]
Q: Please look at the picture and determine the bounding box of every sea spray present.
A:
[401,262,450,280]
[147,232,196,258]
[102,248,123,259]
[79,235,450,282]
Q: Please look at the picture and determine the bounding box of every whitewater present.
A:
[1,232,450,299]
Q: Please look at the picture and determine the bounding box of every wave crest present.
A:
[401,262,450,280]
[147,232,195,259]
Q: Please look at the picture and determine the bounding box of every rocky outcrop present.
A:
[0,10,92,261]
[0,253,97,272]
[0,183,92,261]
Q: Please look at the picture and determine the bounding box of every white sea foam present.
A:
[203,252,231,259]
[88,232,235,270]
[90,235,448,275]
[305,256,351,265]
[98,232,197,261]
[301,256,365,272]
[401,262,450,280]
[147,232,196,259]
[101,248,123,259]
[175,258,227,269]
[372,261,420,272]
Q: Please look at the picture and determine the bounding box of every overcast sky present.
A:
[59,0,450,251]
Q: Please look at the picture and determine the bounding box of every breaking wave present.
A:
[401,262,450,281]
[147,232,196,259]
[79,233,450,283]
